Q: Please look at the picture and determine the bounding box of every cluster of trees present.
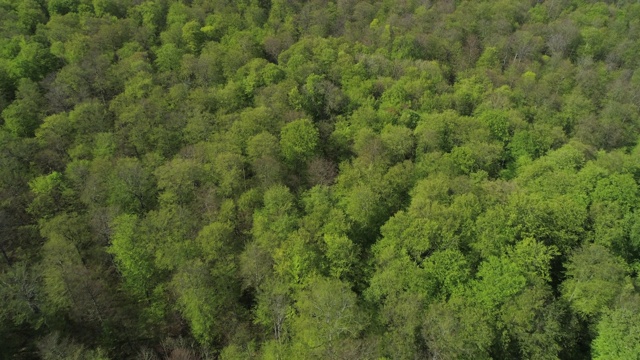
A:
[1,0,640,358]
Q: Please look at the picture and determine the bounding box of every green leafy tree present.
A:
[28,171,64,218]
[108,157,157,214]
[592,302,640,360]
[252,185,298,250]
[154,157,207,206]
[590,173,639,256]
[0,261,43,329]
[182,21,205,53]
[7,38,58,81]
[291,276,367,359]
[561,243,629,317]
[16,0,47,33]
[47,0,80,15]
[323,233,357,279]
[280,118,319,165]
[40,225,110,327]
[143,205,199,271]
[422,299,494,360]
[172,259,238,345]
[2,78,44,137]
[254,278,292,345]
[247,132,284,188]
[108,214,156,298]
[154,43,184,72]
[380,124,414,163]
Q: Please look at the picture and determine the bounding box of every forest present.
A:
[1,0,640,359]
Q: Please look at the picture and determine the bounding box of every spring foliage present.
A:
[1,0,640,359]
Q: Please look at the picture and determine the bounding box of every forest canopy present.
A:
[1,0,640,359]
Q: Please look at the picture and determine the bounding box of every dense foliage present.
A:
[1,0,640,359]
